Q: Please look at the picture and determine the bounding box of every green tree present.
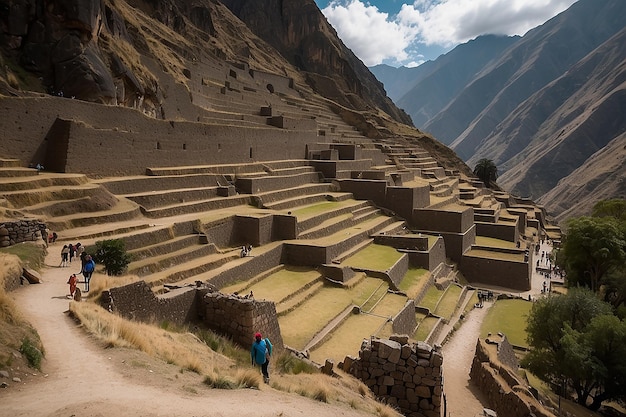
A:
[560,314,626,410]
[523,288,617,409]
[592,198,626,221]
[473,158,498,187]
[92,239,132,276]
[560,216,625,293]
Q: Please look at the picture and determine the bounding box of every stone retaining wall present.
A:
[202,292,283,350]
[103,282,284,350]
[392,300,417,335]
[341,335,443,417]
[105,281,202,324]
[0,220,47,247]
[470,339,555,417]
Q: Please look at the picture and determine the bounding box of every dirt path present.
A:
[1,249,371,417]
[441,302,492,417]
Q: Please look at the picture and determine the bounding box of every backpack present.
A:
[84,260,95,273]
[264,338,273,360]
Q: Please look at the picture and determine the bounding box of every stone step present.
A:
[263,191,353,211]
[236,172,322,194]
[255,183,336,207]
[276,280,325,316]
[0,173,89,192]
[96,173,222,195]
[296,200,370,231]
[140,194,251,218]
[45,199,143,231]
[0,167,39,177]
[146,160,311,177]
[0,158,21,168]
[128,241,222,277]
[128,234,208,261]
[124,186,222,210]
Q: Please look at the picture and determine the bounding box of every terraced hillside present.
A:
[0,31,558,365]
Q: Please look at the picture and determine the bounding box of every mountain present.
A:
[219,0,412,126]
[376,0,626,220]
[373,35,519,128]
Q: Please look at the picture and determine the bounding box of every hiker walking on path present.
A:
[250,332,272,384]
[82,255,96,292]
[60,245,70,267]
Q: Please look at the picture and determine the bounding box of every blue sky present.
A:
[314,0,579,67]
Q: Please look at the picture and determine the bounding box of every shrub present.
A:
[92,239,132,276]
[19,338,43,370]
[203,373,237,389]
[274,352,319,375]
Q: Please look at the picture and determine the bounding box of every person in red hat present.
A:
[250,332,273,383]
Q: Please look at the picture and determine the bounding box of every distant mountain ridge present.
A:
[373,0,626,221]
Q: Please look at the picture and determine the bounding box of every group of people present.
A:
[60,242,96,298]
[240,244,253,258]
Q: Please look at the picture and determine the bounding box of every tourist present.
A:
[67,274,78,298]
[60,245,70,267]
[82,255,96,292]
[68,243,75,263]
[250,332,272,384]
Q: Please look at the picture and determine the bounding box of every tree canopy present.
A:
[473,158,498,188]
[523,288,625,410]
[557,199,626,307]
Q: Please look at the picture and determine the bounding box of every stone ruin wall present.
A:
[103,281,284,351]
[470,338,556,417]
[0,97,323,177]
[0,220,47,248]
[340,335,443,417]
[202,292,284,350]
[105,281,202,325]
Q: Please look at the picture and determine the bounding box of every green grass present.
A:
[475,236,517,249]
[279,278,382,350]
[360,282,389,312]
[341,244,402,271]
[480,298,532,348]
[309,313,387,364]
[398,267,428,298]
[414,316,438,341]
[221,266,320,302]
[465,249,525,262]
[434,285,462,320]
[0,243,46,271]
[291,201,343,218]
[419,286,443,312]
[370,293,407,317]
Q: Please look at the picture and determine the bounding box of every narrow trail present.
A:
[1,249,369,417]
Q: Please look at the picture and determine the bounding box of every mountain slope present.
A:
[377,0,626,219]
[219,0,413,126]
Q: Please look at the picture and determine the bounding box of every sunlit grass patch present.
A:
[419,286,443,312]
[480,298,532,348]
[433,285,462,320]
[291,201,343,218]
[0,242,46,271]
[398,267,428,298]
[309,313,387,364]
[475,236,517,249]
[341,244,403,271]
[414,316,438,341]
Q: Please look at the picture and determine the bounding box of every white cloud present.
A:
[320,0,578,66]
[322,1,419,66]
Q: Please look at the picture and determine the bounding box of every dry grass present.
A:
[69,301,232,375]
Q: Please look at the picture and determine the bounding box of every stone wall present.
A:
[392,300,417,335]
[341,336,443,417]
[470,339,555,417]
[461,253,530,291]
[103,281,284,350]
[412,207,474,234]
[476,220,518,242]
[385,186,431,220]
[106,281,203,325]
[201,292,284,350]
[0,220,47,247]
[407,237,446,271]
[0,97,323,177]
[335,179,388,205]
[210,244,284,289]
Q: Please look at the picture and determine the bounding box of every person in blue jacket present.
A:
[250,332,272,383]
[82,255,96,292]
